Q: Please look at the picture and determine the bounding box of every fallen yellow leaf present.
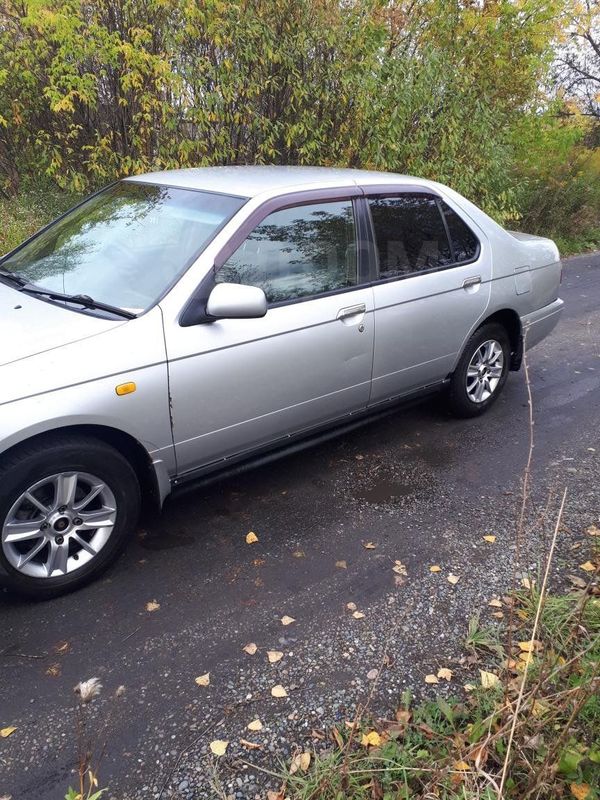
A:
[246,531,258,544]
[292,550,305,558]
[280,615,295,626]
[521,576,534,590]
[335,560,347,569]
[267,650,284,664]
[0,726,16,738]
[447,573,460,585]
[580,561,596,572]
[464,683,476,692]
[247,719,263,731]
[290,751,311,773]
[586,525,600,537]
[271,684,288,698]
[346,602,357,611]
[195,673,210,687]
[518,640,542,653]
[361,730,381,747]
[483,535,496,543]
[480,670,500,689]
[392,561,407,576]
[425,674,439,684]
[362,541,377,549]
[429,565,442,573]
[243,642,258,655]
[454,760,470,771]
[145,600,160,612]
[570,783,592,800]
[488,598,503,608]
[437,667,453,681]
[352,610,365,619]
[209,739,228,756]
[240,738,262,750]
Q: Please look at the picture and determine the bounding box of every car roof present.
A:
[125,165,439,199]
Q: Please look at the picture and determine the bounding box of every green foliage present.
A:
[0,0,571,227]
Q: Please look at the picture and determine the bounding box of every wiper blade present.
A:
[19,286,136,320]
[0,268,27,287]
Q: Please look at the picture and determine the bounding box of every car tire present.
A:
[447,323,511,418]
[0,434,140,599]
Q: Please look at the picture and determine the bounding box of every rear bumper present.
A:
[521,298,564,350]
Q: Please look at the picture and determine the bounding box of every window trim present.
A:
[180,186,370,325]
[363,190,481,285]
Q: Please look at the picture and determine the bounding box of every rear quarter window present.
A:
[440,201,480,263]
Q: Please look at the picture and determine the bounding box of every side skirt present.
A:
[169,381,447,499]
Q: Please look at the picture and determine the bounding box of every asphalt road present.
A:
[1,252,599,800]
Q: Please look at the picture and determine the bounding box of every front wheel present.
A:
[447,323,510,418]
[0,435,140,599]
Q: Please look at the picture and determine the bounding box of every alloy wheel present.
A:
[1,472,117,579]
[465,339,504,403]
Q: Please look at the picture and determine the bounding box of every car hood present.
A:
[0,282,124,367]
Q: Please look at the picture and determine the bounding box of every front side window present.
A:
[216,200,357,304]
[1,182,245,313]
[368,195,453,279]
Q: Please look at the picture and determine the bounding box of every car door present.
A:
[165,193,375,476]
[364,190,492,404]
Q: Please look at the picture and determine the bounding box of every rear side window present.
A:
[440,201,479,263]
[368,195,452,279]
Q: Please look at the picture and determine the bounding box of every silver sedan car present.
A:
[0,167,563,597]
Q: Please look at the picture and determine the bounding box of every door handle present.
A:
[463,276,482,289]
[337,303,366,321]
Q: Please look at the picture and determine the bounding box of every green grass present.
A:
[0,185,80,255]
[282,589,600,800]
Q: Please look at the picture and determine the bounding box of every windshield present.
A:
[1,182,246,313]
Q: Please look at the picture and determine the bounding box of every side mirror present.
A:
[206,282,267,320]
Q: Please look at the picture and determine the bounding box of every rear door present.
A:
[166,192,376,476]
[364,191,492,404]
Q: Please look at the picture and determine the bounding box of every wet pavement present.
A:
[1,252,599,799]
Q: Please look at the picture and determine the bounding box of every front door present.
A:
[166,196,375,476]
[365,192,492,403]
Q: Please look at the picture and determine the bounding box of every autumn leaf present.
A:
[483,535,496,543]
[393,560,407,576]
[585,525,600,537]
[580,561,596,572]
[447,574,460,585]
[492,611,504,619]
[290,751,311,773]
[195,673,210,687]
[454,760,470,771]
[518,640,542,653]
[367,668,379,680]
[346,602,357,611]
[267,650,284,664]
[521,576,534,590]
[243,642,258,655]
[362,541,377,549]
[0,727,16,738]
[429,565,442,573]
[280,615,295,626]
[240,738,262,750]
[209,739,228,756]
[145,600,160,612]
[424,674,439,684]
[488,598,503,608]
[437,667,453,681]
[335,560,347,569]
[570,783,592,800]
[361,730,381,747]
[271,684,288,698]
[46,663,61,677]
[480,670,500,689]
[352,610,365,619]
[247,719,263,731]
[292,550,305,558]
[464,683,476,692]
[246,531,258,544]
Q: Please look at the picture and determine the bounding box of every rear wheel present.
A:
[447,323,510,418]
[0,435,140,599]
